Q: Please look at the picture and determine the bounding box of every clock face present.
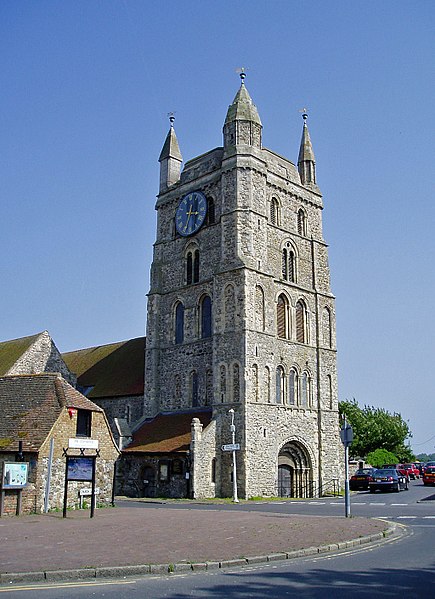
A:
[175,191,207,236]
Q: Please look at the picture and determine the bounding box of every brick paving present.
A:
[0,503,388,575]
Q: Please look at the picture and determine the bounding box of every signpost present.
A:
[62,439,100,518]
[340,417,353,518]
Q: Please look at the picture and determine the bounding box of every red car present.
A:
[423,466,435,486]
[403,463,420,479]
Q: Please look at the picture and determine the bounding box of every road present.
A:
[1,480,434,598]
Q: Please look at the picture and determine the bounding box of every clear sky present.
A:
[1,1,434,455]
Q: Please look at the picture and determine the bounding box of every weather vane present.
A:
[235,67,247,83]
[299,107,308,122]
[167,111,176,126]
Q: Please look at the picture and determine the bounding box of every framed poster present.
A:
[2,462,29,489]
[67,457,94,481]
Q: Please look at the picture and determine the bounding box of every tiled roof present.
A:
[62,337,145,399]
[0,373,103,453]
[0,332,41,376]
[123,410,212,454]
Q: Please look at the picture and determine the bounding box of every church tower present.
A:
[144,75,341,499]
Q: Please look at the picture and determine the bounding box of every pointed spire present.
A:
[159,114,183,192]
[298,110,317,187]
[223,70,262,149]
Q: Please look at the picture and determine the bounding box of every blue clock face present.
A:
[175,191,207,236]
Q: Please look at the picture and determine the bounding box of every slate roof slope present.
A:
[0,373,103,452]
[0,333,41,376]
[123,410,212,454]
[62,337,145,399]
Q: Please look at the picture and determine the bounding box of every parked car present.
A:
[423,461,435,472]
[382,463,409,480]
[369,468,409,493]
[403,463,420,479]
[423,466,435,486]
[416,463,426,477]
[349,468,376,491]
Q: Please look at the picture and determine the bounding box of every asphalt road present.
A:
[1,480,434,599]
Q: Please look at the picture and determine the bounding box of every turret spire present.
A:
[298,110,317,187]
[223,71,262,149]
[159,113,183,192]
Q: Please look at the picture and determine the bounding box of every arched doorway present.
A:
[278,441,313,498]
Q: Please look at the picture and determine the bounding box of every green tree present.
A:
[339,399,413,460]
[366,449,398,468]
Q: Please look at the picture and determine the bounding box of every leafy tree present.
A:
[339,399,413,460]
[366,449,398,468]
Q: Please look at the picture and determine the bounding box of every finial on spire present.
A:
[167,111,176,127]
[236,67,247,84]
[299,107,308,123]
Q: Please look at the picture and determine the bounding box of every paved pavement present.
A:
[0,498,398,585]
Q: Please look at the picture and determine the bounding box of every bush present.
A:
[366,448,398,468]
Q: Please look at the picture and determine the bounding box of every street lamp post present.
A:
[228,409,239,503]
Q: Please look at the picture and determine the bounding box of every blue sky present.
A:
[1,1,434,454]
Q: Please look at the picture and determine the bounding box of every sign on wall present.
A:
[66,457,94,481]
[2,462,29,489]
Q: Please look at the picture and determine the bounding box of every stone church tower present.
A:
[144,74,341,499]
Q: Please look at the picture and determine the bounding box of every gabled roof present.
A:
[0,373,103,453]
[62,337,145,399]
[0,333,41,376]
[123,409,212,454]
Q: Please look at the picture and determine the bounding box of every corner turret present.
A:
[159,115,183,192]
[223,71,262,150]
[297,111,317,188]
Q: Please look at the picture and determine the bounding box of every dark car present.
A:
[382,463,409,480]
[369,468,409,493]
[423,466,435,486]
[349,468,376,491]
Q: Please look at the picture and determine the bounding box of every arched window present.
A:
[220,365,227,402]
[255,285,265,331]
[322,307,332,348]
[296,300,307,343]
[327,374,333,410]
[276,366,285,404]
[288,250,295,282]
[282,243,296,283]
[186,249,199,285]
[270,197,279,225]
[190,371,199,407]
[297,209,306,236]
[289,368,298,405]
[200,295,212,338]
[277,294,289,339]
[264,366,271,403]
[252,364,258,402]
[207,197,215,225]
[301,371,310,407]
[175,302,184,344]
[233,363,240,402]
[282,248,288,280]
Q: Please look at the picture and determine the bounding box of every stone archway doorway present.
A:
[278,441,313,498]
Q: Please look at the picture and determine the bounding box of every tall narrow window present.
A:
[76,410,92,437]
[175,302,184,344]
[191,371,199,407]
[252,364,259,402]
[265,366,271,403]
[277,294,288,338]
[211,458,216,483]
[220,365,227,402]
[296,300,307,343]
[186,253,193,285]
[270,198,279,225]
[322,307,332,348]
[193,250,200,283]
[327,374,333,409]
[200,295,212,338]
[289,368,298,405]
[233,363,240,402]
[288,250,295,282]
[301,372,310,407]
[297,209,306,236]
[282,248,288,280]
[276,366,285,404]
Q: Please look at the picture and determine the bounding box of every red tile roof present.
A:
[123,410,212,454]
[0,373,102,453]
[62,337,145,399]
